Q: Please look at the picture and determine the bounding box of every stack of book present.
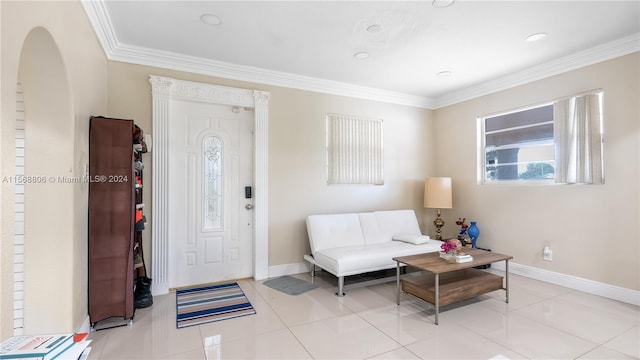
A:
[439,251,474,263]
[0,333,91,360]
[454,254,473,263]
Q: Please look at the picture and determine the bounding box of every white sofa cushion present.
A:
[358,212,386,245]
[313,240,442,276]
[392,233,430,244]
[307,213,364,253]
[373,210,422,242]
[359,210,422,245]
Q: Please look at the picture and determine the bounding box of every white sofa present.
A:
[304,209,443,296]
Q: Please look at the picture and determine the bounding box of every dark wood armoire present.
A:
[88,116,135,326]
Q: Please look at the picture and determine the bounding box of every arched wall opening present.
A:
[17,27,75,333]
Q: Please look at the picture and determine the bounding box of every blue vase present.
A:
[468,221,480,248]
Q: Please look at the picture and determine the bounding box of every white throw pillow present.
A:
[392,233,430,245]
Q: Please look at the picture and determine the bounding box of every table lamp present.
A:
[424,177,452,240]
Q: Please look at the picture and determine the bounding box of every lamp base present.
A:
[433,209,445,240]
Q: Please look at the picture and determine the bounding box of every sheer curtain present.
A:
[554,92,604,184]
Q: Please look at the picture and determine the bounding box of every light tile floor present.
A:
[86,269,639,359]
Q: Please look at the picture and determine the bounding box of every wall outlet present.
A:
[543,246,553,261]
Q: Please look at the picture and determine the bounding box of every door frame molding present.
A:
[149,75,270,295]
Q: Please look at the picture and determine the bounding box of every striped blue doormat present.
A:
[176,282,256,328]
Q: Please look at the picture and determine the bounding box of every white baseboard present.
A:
[268,261,311,278]
[78,316,91,334]
[491,261,639,306]
[270,260,639,306]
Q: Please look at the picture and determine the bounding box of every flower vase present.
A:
[468,221,479,248]
[444,250,457,262]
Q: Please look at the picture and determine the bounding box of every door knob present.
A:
[245,204,253,210]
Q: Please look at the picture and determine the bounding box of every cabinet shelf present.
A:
[88,116,135,326]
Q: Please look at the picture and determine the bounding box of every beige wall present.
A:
[1,0,637,341]
[105,61,435,269]
[433,53,640,291]
[266,88,434,265]
[1,0,107,338]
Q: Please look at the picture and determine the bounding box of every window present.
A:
[203,136,223,229]
[327,113,383,185]
[479,91,603,184]
[482,104,555,181]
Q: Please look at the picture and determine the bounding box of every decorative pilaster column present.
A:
[253,90,270,280]
[149,76,172,295]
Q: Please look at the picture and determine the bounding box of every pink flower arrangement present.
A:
[440,239,462,254]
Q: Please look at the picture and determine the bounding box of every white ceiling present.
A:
[83,1,640,109]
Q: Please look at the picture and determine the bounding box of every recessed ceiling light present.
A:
[432,0,455,8]
[436,71,453,77]
[200,14,222,26]
[526,32,547,42]
[354,52,370,60]
[366,24,383,33]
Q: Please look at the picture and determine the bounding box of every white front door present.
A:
[168,100,254,288]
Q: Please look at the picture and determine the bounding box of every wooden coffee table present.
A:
[393,248,513,325]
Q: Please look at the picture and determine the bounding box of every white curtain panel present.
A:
[554,92,604,184]
[327,114,383,185]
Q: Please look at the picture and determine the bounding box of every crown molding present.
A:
[432,33,640,109]
[81,0,118,55]
[82,2,638,110]
[112,43,437,109]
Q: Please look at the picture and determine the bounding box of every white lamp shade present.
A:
[424,177,452,209]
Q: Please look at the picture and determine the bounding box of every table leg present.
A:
[396,261,400,305]
[435,273,439,325]
[505,259,510,304]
